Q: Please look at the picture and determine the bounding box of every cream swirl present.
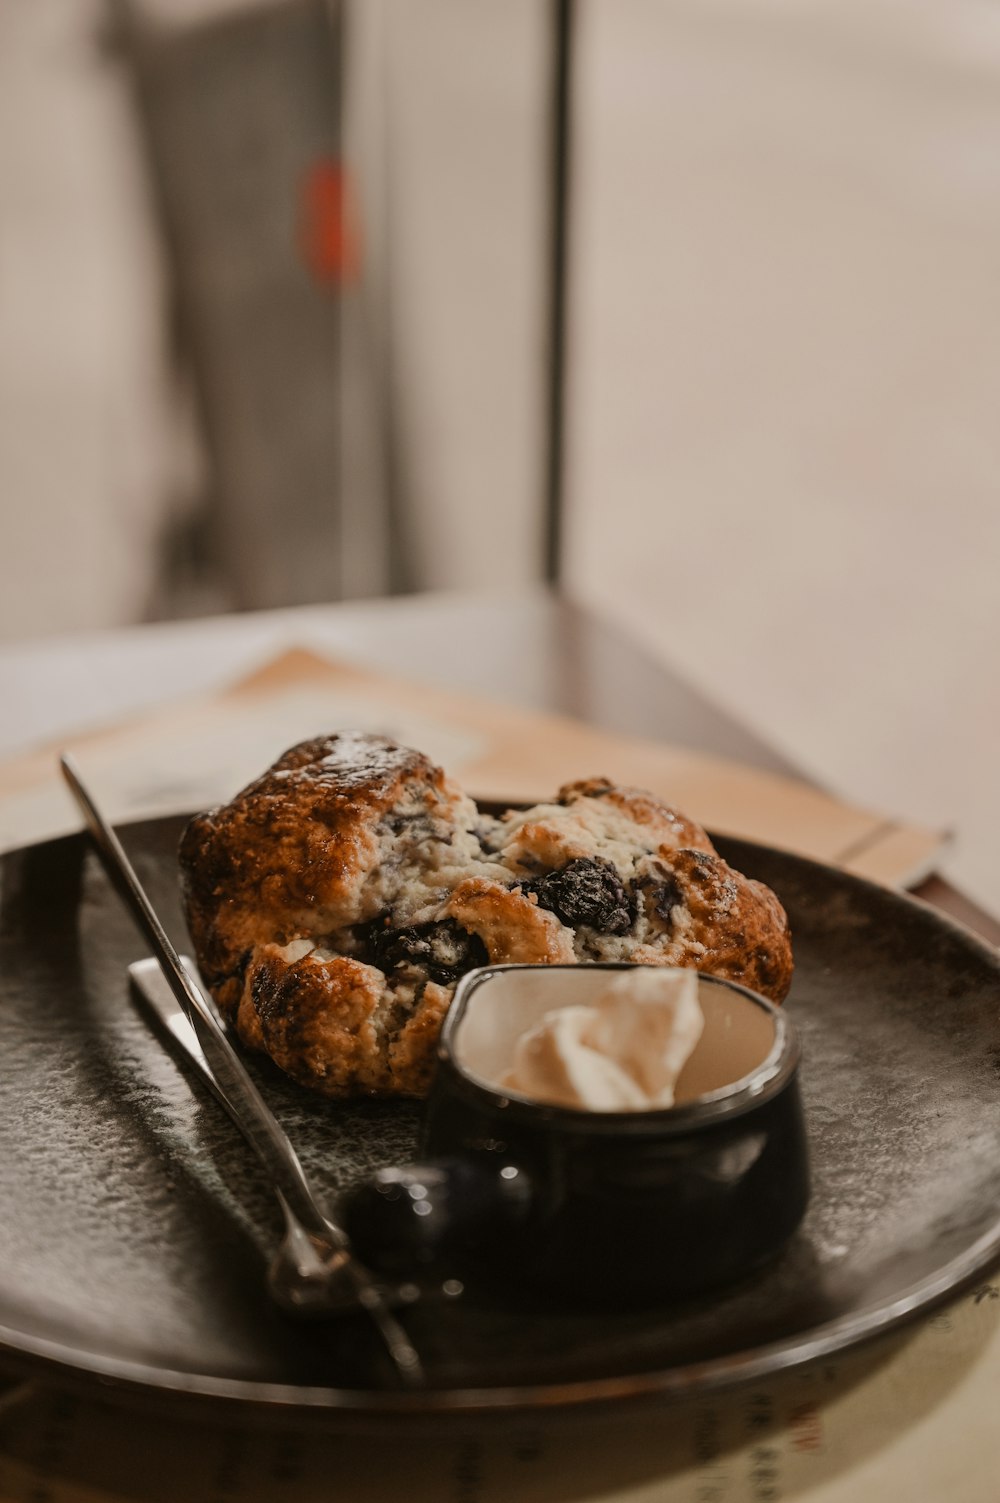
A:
[502,967,704,1111]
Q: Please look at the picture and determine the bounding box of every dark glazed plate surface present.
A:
[1,815,999,1426]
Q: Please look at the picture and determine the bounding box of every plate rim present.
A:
[1,816,998,1423]
[1,1230,999,1423]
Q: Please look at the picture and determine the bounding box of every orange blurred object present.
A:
[298,158,361,287]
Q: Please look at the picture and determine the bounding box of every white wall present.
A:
[0,0,177,642]
[565,0,1000,909]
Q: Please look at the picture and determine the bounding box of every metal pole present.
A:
[543,0,575,587]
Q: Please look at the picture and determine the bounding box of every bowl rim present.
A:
[437,963,799,1135]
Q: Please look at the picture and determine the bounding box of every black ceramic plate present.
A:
[1,815,999,1429]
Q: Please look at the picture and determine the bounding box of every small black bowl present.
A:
[341,965,810,1305]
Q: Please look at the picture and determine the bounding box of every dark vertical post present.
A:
[543,0,575,587]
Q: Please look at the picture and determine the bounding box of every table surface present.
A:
[2,586,996,944]
[0,587,800,772]
[2,587,1000,1503]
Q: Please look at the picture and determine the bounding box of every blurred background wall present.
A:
[0,0,180,637]
[0,0,548,631]
[1,0,997,908]
[564,0,1000,913]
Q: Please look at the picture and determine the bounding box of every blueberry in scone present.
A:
[179,732,793,1099]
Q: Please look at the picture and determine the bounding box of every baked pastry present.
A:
[179,733,793,1099]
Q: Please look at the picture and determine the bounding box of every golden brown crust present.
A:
[446,878,577,965]
[179,733,794,1101]
[557,778,715,852]
[387,980,453,1097]
[630,849,794,1002]
[179,731,461,999]
[246,948,387,1096]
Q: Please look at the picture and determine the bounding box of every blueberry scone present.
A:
[179,732,793,1099]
